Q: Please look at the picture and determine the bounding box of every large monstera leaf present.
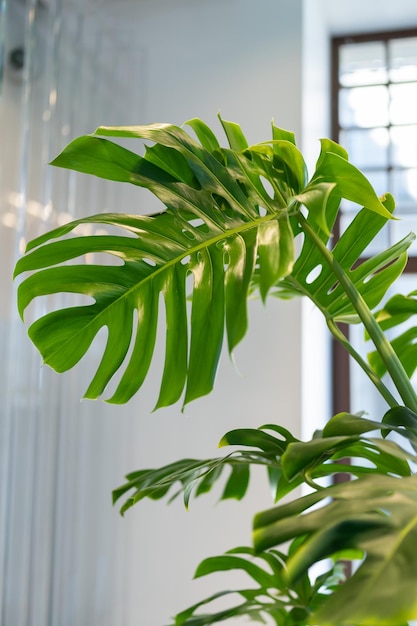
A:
[15,118,301,407]
[14,117,399,407]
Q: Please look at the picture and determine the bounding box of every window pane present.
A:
[390,83,417,124]
[339,86,389,128]
[391,168,417,206]
[389,37,417,82]
[340,128,389,168]
[391,213,417,254]
[336,32,417,260]
[391,125,417,167]
[365,170,389,196]
[339,41,387,86]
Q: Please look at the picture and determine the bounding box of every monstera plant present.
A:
[14,116,417,625]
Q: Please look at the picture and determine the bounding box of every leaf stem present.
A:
[284,274,398,409]
[299,214,417,413]
[326,319,399,409]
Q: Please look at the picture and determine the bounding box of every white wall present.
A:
[1,1,304,625]
[301,0,333,438]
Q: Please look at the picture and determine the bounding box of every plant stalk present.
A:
[326,318,399,409]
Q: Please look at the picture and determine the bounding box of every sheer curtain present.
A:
[0,2,145,624]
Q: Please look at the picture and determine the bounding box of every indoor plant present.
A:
[14,116,417,625]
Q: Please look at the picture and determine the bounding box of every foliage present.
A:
[14,116,417,625]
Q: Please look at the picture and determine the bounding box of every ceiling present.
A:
[320,0,417,35]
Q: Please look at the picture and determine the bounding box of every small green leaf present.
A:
[224,231,256,352]
[293,181,337,235]
[221,464,250,501]
[369,325,417,378]
[322,412,382,437]
[315,138,349,168]
[185,118,221,152]
[218,115,249,151]
[184,246,225,406]
[257,220,280,300]
[154,266,188,409]
[313,151,394,220]
[271,123,296,145]
[219,428,286,454]
[194,555,274,588]
[282,436,353,480]
[50,135,144,182]
[270,140,308,192]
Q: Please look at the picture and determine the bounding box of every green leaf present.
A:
[282,436,355,481]
[154,265,188,408]
[312,150,394,220]
[218,115,249,151]
[257,214,295,301]
[49,135,144,182]
[270,139,308,193]
[18,119,408,409]
[113,452,277,514]
[254,474,417,626]
[224,231,257,351]
[382,406,417,448]
[219,427,292,454]
[280,410,414,484]
[289,194,410,320]
[194,554,274,588]
[194,464,224,497]
[221,464,250,500]
[316,138,349,166]
[371,326,417,378]
[169,543,344,625]
[293,181,337,235]
[322,411,383,437]
[185,118,221,152]
[16,120,300,407]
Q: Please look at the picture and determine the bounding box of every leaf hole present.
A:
[143,257,156,267]
[258,206,267,217]
[181,254,191,266]
[259,175,274,199]
[327,282,339,295]
[294,231,304,255]
[188,217,210,233]
[363,273,374,285]
[306,265,322,285]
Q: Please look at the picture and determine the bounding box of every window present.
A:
[332,29,417,263]
[331,29,417,418]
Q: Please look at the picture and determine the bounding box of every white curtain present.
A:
[0,2,145,624]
